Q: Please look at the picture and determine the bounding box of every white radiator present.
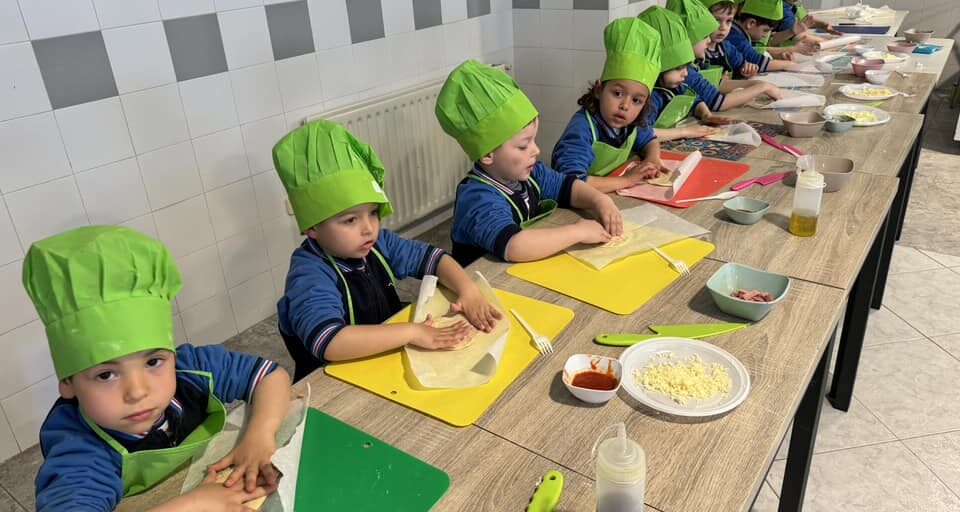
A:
[304,81,471,237]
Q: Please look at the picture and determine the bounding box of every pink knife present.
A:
[730,171,793,191]
[760,133,805,158]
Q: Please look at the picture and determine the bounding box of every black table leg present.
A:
[895,99,929,241]
[828,223,885,411]
[779,328,836,512]
[871,201,899,310]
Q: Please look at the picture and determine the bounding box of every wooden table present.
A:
[820,72,937,115]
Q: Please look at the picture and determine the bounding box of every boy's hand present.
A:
[575,219,614,245]
[796,41,819,55]
[181,468,272,511]
[680,125,716,139]
[450,286,501,333]
[764,83,784,100]
[740,62,759,77]
[703,115,734,127]
[591,194,623,237]
[780,50,796,61]
[210,431,280,493]
[410,315,474,350]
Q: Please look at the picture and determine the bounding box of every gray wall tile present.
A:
[513,0,540,7]
[467,0,491,17]
[414,0,443,30]
[266,0,315,60]
[346,0,385,44]
[32,32,118,110]
[164,14,228,82]
[574,0,607,8]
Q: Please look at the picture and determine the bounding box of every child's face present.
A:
[659,65,689,89]
[693,37,710,59]
[743,19,773,42]
[307,203,381,259]
[479,118,540,182]
[595,79,649,130]
[710,8,736,43]
[60,349,177,436]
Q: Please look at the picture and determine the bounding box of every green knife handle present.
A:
[594,333,658,346]
[527,470,563,512]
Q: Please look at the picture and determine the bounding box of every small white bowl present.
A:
[562,354,622,404]
[864,69,891,85]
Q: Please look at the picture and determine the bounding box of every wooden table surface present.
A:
[820,71,936,115]
[472,258,845,512]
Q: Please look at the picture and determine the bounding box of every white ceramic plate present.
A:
[824,103,892,126]
[619,337,750,418]
[838,84,899,101]
[861,50,909,63]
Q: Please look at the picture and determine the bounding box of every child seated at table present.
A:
[669,0,784,110]
[702,0,794,78]
[27,226,292,511]
[768,0,840,50]
[274,120,500,381]
[551,17,666,193]
[436,59,623,264]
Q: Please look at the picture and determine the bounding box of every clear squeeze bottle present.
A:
[594,422,646,512]
[789,167,825,237]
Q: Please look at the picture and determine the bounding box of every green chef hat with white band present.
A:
[22,226,182,380]
[638,7,695,72]
[435,59,539,162]
[697,0,745,8]
[273,119,393,233]
[666,0,721,42]
[601,17,662,90]
[741,0,784,20]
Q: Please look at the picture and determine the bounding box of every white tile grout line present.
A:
[901,437,960,502]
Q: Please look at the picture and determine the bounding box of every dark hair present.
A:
[576,81,652,128]
[738,12,778,29]
[708,2,737,16]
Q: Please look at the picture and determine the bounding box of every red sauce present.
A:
[571,370,619,391]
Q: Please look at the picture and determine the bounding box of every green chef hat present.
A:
[601,17,662,90]
[22,226,182,380]
[273,119,393,232]
[435,59,538,162]
[697,0,744,8]
[741,0,784,20]
[638,7,695,72]
[666,0,720,42]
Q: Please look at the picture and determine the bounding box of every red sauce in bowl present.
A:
[571,370,619,391]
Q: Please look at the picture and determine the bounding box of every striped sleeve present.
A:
[246,357,278,402]
[175,344,279,404]
[420,246,445,276]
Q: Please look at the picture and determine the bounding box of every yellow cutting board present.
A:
[507,238,715,315]
[324,289,574,427]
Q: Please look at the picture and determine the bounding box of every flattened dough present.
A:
[215,468,267,509]
[646,170,677,187]
[432,315,479,351]
[601,231,632,248]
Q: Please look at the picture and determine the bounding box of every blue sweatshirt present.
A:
[36,344,278,512]
[551,108,656,179]
[704,39,770,76]
[277,230,444,362]
[684,67,725,111]
[451,162,574,262]
[725,23,773,72]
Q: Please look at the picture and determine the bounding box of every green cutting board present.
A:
[296,408,450,510]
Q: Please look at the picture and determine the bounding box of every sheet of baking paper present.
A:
[750,89,826,109]
[564,204,710,270]
[817,35,862,50]
[180,386,311,511]
[752,72,825,88]
[404,271,509,389]
[705,122,762,147]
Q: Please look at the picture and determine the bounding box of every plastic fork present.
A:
[511,308,553,355]
[652,246,691,276]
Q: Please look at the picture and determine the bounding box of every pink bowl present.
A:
[887,41,917,53]
[851,58,884,77]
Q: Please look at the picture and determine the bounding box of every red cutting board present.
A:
[614,151,750,208]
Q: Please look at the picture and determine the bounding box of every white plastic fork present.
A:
[510,308,553,355]
[652,246,691,276]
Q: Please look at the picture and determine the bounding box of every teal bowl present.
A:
[723,197,770,225]
[706,263,791,321]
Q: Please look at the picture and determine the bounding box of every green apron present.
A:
[653,88,698,129]
[324,248,397,325]
[82,370,227,497]
[584,113,637,177]
[466,174,556,228]
[752,33,771,53]
[699,66,723,87]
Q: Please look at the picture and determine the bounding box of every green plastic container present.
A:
[706,263,791,321]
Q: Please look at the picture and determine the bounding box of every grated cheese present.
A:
[634,353,731,405]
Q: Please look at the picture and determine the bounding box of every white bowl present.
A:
[562,354,622,404]
[864,69,891,85]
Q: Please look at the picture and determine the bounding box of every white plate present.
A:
[861,50,909,63]
[838,84,899,101]
[823,103,892,126]
[619,337,750,418]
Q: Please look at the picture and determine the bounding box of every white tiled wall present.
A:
[0,0,513,459]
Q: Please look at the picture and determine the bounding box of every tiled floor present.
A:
[1,93,957,511]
